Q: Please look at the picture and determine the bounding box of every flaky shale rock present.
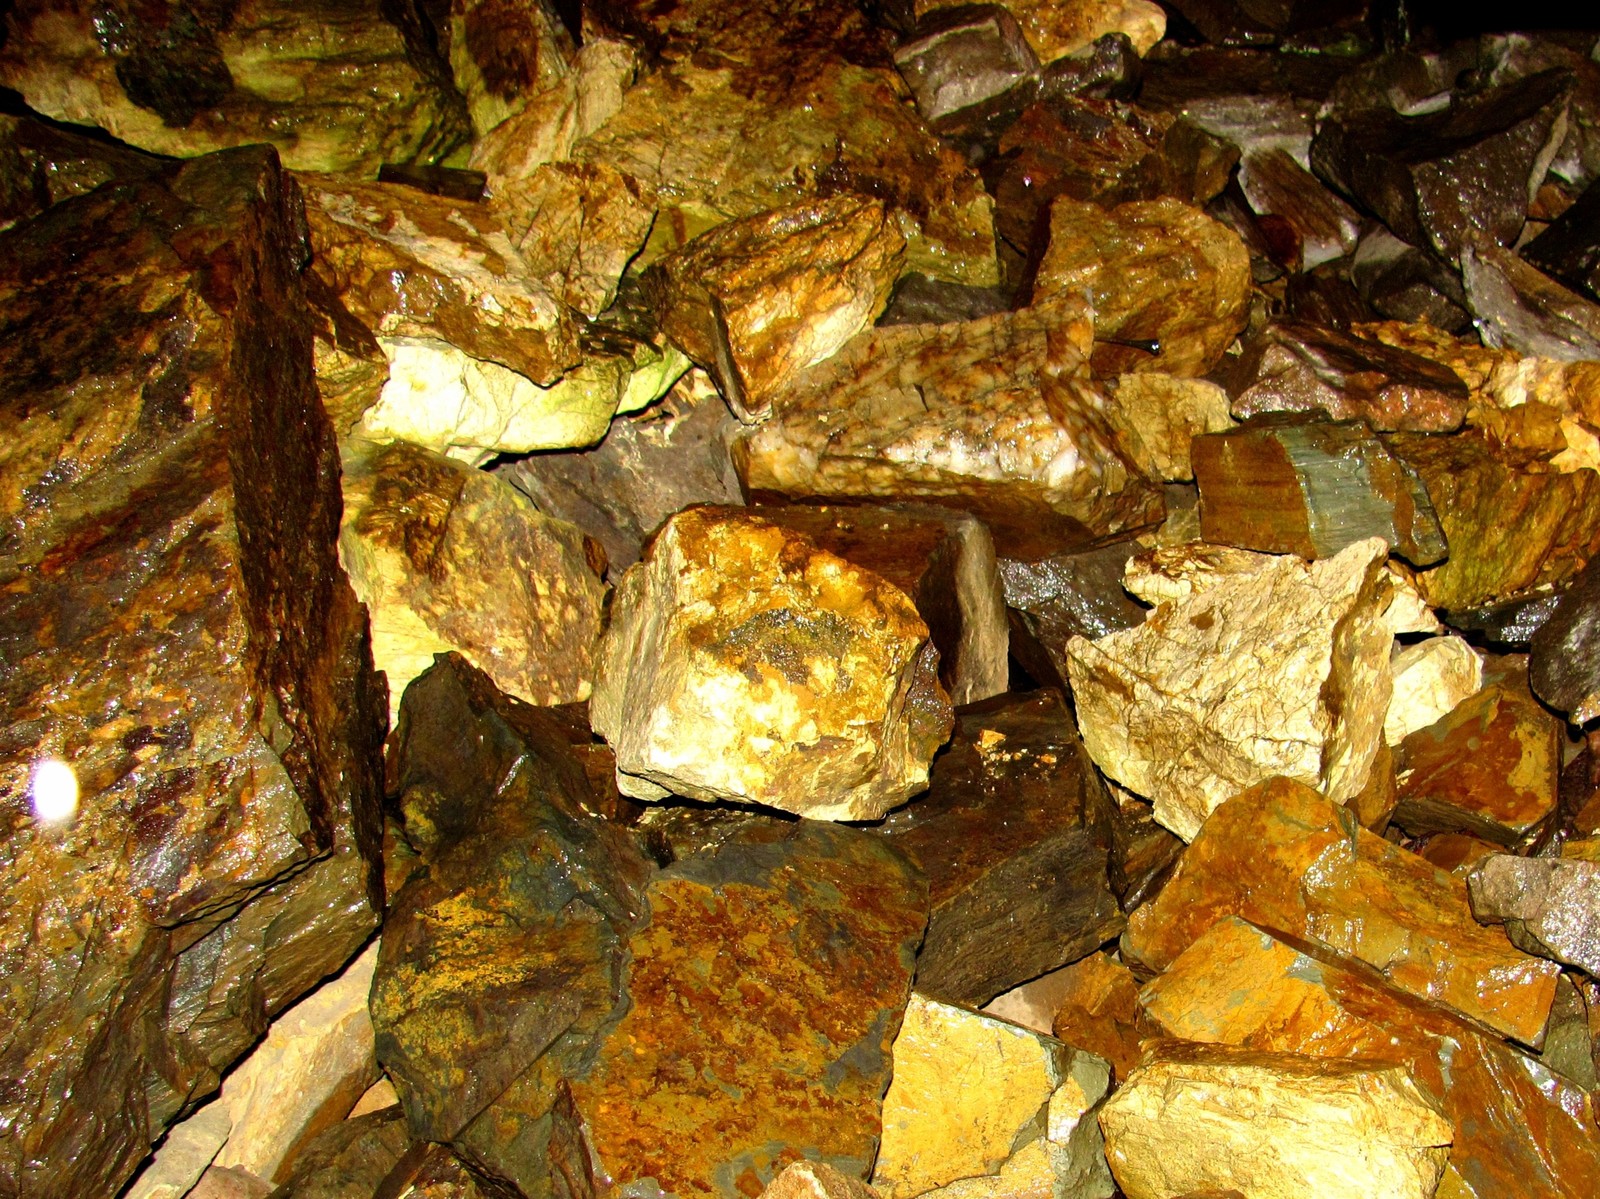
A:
[0,147,384,1199]
[1098,1040,1451,1199]
[1064,537,1396,841]
[1468,855,1600,977]
[338,439,605,724]
[590,507,953,819]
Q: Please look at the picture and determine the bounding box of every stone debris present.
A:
[1468,855,1600,977]
[894,7,1040,125]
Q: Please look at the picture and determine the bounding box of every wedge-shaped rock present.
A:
[1124,776,1561,1044]
[1033,195,1250,377]
[1065,538,1395,841]
[258,1108,414,1199]
[1469,856,1600,977]
[737,299,1165,555]
[658,196,906,415]
[1531,552,1600,723]
[338,439,606,724]
[1385,636,1483,746]
[590,507,953,819]
[915,0,1166,61]
[1194,420,1447,565]
[0,0,466,173]
[0,148,384,1199]
[1103,373,1234,483]
[873,994,1112,1199]
[0,109,166,231]
[1140,916,1600,1199]
[1099,1040,1451,1199]
[876,692,1122,1006]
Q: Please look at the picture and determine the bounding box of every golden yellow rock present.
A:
[1099,1041,1450,1199]
[1385,637,1484,746]
[590,507,953,820]
[1065,538,1396,841]
[1105,374,1235,482]
[916,0,1167,60]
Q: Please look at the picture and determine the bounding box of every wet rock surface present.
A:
[1530,551,1600,722]
[1468,855,1600,977]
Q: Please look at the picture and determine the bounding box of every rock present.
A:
[1385,637,1484,747]
[264,1107,414,1199]
[338,438,606,724]
[737,298,1164,554]
[761,1162,880,1199]
[998,538,1149,691]
[1221,322,1470,433]
[349,1080,400,1120]
[1524,175,1600,303]
[657,195,905,417]
[1032,195,1251,377]
[1350,227,1473,332]
[124,1103,234,1199]
[1037,33,1145,104]
[1462,242,1600,363]
[745,504,1008,706]
[1468,856,1600,977]
[1192,419,1448,566]
[1064,538,1396,841]
[1044,953,1156,1083]
[1538,974,1599,1090]
[1099,1039,1451,1199]
[1415,832,1504,878]
[1310,67,1573,266]
[0,148,384,1199]
[1124,776,1562,1045]
[877,274,1013,326]
[917,0,1165,62]
[1164,0,1370,44]
[1443,591,1566,651]
[1394,666,1561,846]
[872,994,1112,1199]
[1105,784,1188,910]
[1531,552,1600,723]
[1140,915,1600,1199]
[1236,147,1362,271]
[893,6,1039,125]
[1387,430,1600,609]
[190,1166,273,1199]
[0,109,166,233]
[590,507,953,819]
[442,0,574,140]
[1103,373,1234,483]
[0,0,467,174]
[876,691,1122,1006]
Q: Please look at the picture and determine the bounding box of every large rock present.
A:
[0,148,384,1199]
[590,507,953,819]
[0,0,467,173]
[1064,538,1397,841]
[1468,855,1600,977]
[1124,776,1562,1045]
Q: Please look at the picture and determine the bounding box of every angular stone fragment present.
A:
[263,1107,414,1199]
[1531,552,1600,723]
[1416,832,1504,878]
[1468,856,1600,977]
[894,6,1039,124]
[1124,777,1561,1044]
[918,0,1165,61]
[590,507,953,819]
[443,0,573,140]
[190,1165,273,1199]
[737,299,1165,554]
[1442,591,1566,651]
[876,691,1122,1006]
[123,1104,233,1199]
[338,438,606,724]
[1105,784,1187,909]
[998,537,1148,690]
[1099,1040,1451,1199]
[1385,637,1483,747]
[1103,373,1234,483]
[0,148,384,1199]
[1046,953,1156,1083]
[761,1161,880,1199]
[1351,227,1473,331]
[1524,176,1600,303]
[0,110,165,233]
[658,196,905,415]
[1193,420,1447,566]
[0,0,467,173]
[1237,147,1362,271]
[877,274,1012,326]
[1139,916,1600,1199]
[1033,196,1250,377]
[1462,242,1600,362]
[1065,538,1396,841]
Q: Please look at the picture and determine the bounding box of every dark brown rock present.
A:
[997,538,1149,692]
[1530,551,1600,724]
[1350,228,1473,333]
[893,5,1039,124]
[0,147,384,1199]
[1443,590,1566,651]
[265,1107,414,1199]
[1105,784,1187,911]
[1164,0,1369,46]
[0,110,165,233]
[1236,147,1362,272]
[877,690,1121,1007]
[877,273,1013,326]
[1520,176,1600,304]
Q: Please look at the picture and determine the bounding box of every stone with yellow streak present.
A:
[590,507,954,819]
[1098,1040,1451,1199]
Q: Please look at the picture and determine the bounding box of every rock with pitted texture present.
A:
[1384,637,1483,747]
[1033,196,1250,377]
[893,7,1039,125]
[1124,776,1561,1045]
[338,438,606,725]
[876,691,1122,1006]
[1099,1039,1451,1199]
[0,147,384,1199]
[590,507,953,819]
[1064,538,1396,841]
[736,299,1165,555]
[0,0,467,174]
[1531,553,1600,724]
[1468,855,1600,977]
[1140,916,1600,1199]
[916,0,1165,61]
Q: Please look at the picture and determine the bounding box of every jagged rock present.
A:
[1037,32,1145,104]
[1469,856,1600,977]
[191,1166,273,1199]
[1442,591,1566,651]
[1033,195,1251,377]
[1395,666,1561,846]
[876,691,1122,1006]
[1539,974,1599,1091]
[1105,783,1188,909]
[998,537,1148,691]
[917,0,1165,62]
[1102,373,1234,483]
[745,504,1008,706]
[1462,242,1600,362]
[0,110,166,233]
[893,6,1039,124]
[1415,832,1503,877]
[1125,776,1562,1045]
[761,1162,880,1199]
[1384,637,1483,747]
[658,196,905,416]
[0,147,384,1199]
[590,507,953,819]
[872,994,1112,1199]
[1065,538,1396,841]
[1164,0,1370,44]
[1044,953,1155,1083]
[1237,147,1362,271]
[1140,915,1600,1199]
[265,1107,414,1199]
[338,438,605,724]
[1221,321,1470,432]
[736,299,1165,555]
[1524,176,1600,303]
[1350,227,1473,331]
[124,1104,233,1199]
[1100,1039,1451,1199]
[1531,552,1600,723]
[0,0,467,173]
[1193,420,1447,565]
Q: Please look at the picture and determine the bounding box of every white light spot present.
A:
[31,758,79,824]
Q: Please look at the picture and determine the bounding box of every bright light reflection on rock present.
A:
[31,757,79,824]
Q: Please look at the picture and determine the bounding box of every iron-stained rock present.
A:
[1469,855,1600,977]
[0,109,165,233]
[893,7,1039,125]
[761,1162,880,1199]
[1103,373,1234,483]
[442,0,574,140]
[263,1107,414,1199]
[1531,552,1600,723]
[1046,953,1156,1083]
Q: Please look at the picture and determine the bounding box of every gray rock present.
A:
[893,5,1040,124]
[1469,855,1600,977]
[1531,552,1600,723]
